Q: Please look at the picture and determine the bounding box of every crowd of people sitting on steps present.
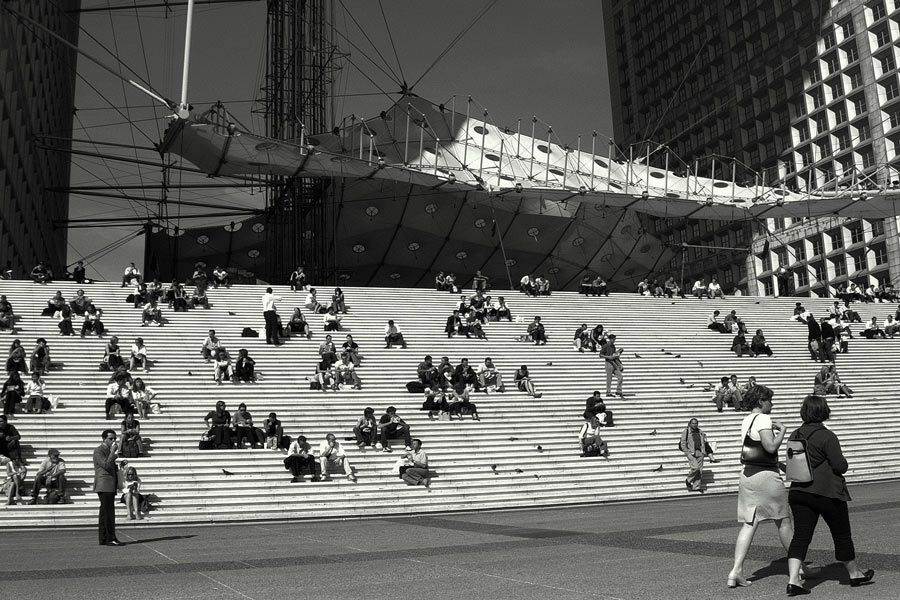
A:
[4,256,897,509]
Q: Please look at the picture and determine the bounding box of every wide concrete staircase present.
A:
[2,279,899,528]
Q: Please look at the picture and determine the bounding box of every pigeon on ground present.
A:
[508,436,519,442]
[187,371,193,376]
[679,377,685,384]
[228,311,237,316]
[222,469,234,476]
[536,445,543,452]
[545,362,553,366]
[634,353,642,358]
[533,474,541,479]
[651,464,663,472]
[663,351,674,355]
[514,468,524,474]
[649,429,657,436]
[697,360,704,368]
[674,354,681,358]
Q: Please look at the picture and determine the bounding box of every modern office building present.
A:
[604,0,900,296]
[0,0,80,277]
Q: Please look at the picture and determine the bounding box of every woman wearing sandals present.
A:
[785,395,873,595]
[726,386,813,588]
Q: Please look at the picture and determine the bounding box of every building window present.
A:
[833,104,848,124]
[738,264,747,279]
[861,147,875,168]
[774,217,786,231]
[874,244,888,265]
[835,128,851,151]
[825,53,840,74]
[848,68,863,89]
[760,253,772,272]
[870,218,885,237]
[829,229,844,249]
[848,222,864,244]
[762,278,775,296]
[811,235,824,256]
[881,52,896,73]
[875,27,890,48]
[796,269,810,287]
[853,253,867,272]
[841,20,854,38]
[810,87,825,108]
[832,256,847,277]
[691,223,700,239]
[852,95,867,116]
[814,112,828,134]
[889,108,900,129]
[814,262,827,282]
[886,77,900,100]
[735,228,745,244]
[857,121,871,141]
[823,29,836,49]
[844,43,859,63]
[872,1,886,21]
[793,242,807,261]
[809,66,820,84]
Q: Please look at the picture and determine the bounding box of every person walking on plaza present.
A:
[785,395,874,595]
[261,287,283,345]
[679,418,716,492]
[726,386,796,588]
[93,429,122,546]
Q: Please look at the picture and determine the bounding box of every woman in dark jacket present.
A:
[786,395,873,595]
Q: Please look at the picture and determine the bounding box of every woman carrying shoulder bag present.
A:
[785,395,873,595]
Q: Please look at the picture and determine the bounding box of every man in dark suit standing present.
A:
[93,429,122,546]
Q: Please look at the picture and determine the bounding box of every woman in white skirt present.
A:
[726,386,812,588]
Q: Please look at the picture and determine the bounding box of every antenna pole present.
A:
[178,0,196,118]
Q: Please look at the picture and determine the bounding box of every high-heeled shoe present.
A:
[786,583,810,596]
[726,576,751,588]
[849,569,874,587]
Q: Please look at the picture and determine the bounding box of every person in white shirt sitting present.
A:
[317,433,356,482]
[211,266,230,288]
[28,448,66,504]
[200,330,223,362]
[323,307,342,331]
[707,278,725,299]
[141,300,162,326]
[121,262,140,287]
[23,372,47,414]
[692,278,708,298]
[384,320,407,349]
[213,348,232,384]
[304,288,326,314]
[477,357,505,393]
[129,338,149,373]
[335,353,361,390]
[284,435,315,482]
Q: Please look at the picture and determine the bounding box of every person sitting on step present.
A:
[335,352,362,390]
[317,433,356,482]
[263,413,284,450]
[204,401,233,449]
[417,355,440,390]
[212,265,230,288]
[420,388,449,420]
[862,316,887,339]
[712,376,742,412]
[315,356,336,391]
[514,365,542,398]
[1,371,24,417]
[584,390,615,426]
[105,373,133,420]
[55,305,75,336]
[399,439,431,487]
[190,284,210,309]
[885,314,900,337]
[171,282,189,312]
[288,308,312,339]
[120,465,147,520]
[527,316,548,345]
[379,406,412,452]
[289,265,308,292]
[573,323,591,351]
[120,413,144,457]
[750,329,773,356]
[466,312,487,340]
[731,331,751,357]
[28,448,66,504]
[284,435,315,481]
[80,304,104,337]
[200,330,223,363]
[69,289,92,316]
[130,377,157,419]
[30,338,51,375]
[6,339,27,374]
[384,320,407,349]
[41,291,66,317]
[213,348,232,384]
[445,310,464,338]
[129,338,149,373]
[323,307,342,331]
[23,372,47,414]
[234,348,256,383]
[813,364,854,398]
[141,300,163,326]
[233,403,263,449]
[477,357,505,393]
[305,288,327,314]
[2,455,26,505]
[0,296,15,332]
[341,334,361,367]
[579,414,609,457]
[30,261,52,284]
[104,336,124,371]
[434,271,448,292]
[446,382,480,420]
[331,287,347,314]
[492,296,512,322]
[353,407,378,448]
[318,334,338,364]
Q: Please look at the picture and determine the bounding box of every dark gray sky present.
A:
[68,0,613,280]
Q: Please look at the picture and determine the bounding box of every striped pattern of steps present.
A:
[1,279,899,527]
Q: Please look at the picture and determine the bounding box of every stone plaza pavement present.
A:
[1,481,898,600]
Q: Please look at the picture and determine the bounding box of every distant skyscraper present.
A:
[0,0,80,277]
[604,0,899,296]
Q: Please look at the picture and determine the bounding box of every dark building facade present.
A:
[0,0,80,277]
[603,0,829,294]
